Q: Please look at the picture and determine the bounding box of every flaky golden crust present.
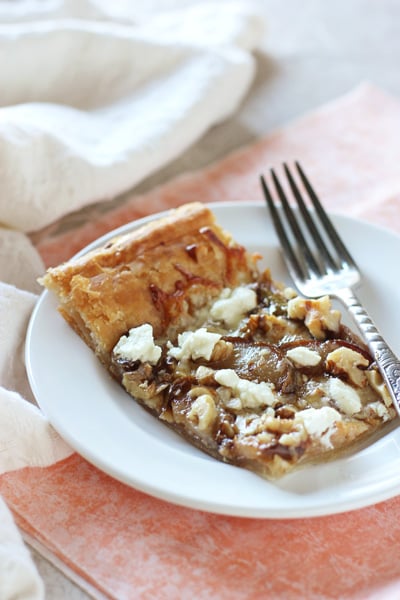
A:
[40,203,258,365]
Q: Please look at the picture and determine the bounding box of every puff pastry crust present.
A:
[40,202,395,480]
[40,203,258,366]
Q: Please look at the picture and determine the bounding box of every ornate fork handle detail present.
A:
[336,287,400,412]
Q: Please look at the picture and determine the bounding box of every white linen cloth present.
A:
[0,1,264,597]
[0,0,264,231]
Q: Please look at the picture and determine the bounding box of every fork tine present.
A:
[283,163,337,271]
[260,175,305,282]
[270,168,322,275]
[295,162,357,269]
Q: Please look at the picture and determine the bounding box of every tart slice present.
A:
[40,202,395,479]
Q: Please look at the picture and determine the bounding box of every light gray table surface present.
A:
[29,0,400,597]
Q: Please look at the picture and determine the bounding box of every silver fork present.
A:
[260,162,400,414]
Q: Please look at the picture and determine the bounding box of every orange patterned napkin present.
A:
[2,83,400,600]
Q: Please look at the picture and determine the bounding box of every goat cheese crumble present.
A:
[113,323,161,365]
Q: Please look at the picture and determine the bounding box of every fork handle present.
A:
[335,287,400,413]
[335,288,400,415]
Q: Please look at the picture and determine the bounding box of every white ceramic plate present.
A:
[26,202,400,518]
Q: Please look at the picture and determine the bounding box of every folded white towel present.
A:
[0,496,44,600]
[0,0,264,231]
[0,277,71,599]
[0,2,265,597]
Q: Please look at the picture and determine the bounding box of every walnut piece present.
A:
[326,346,369,387]
[287,295,341,339]
[187,394,218,431]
